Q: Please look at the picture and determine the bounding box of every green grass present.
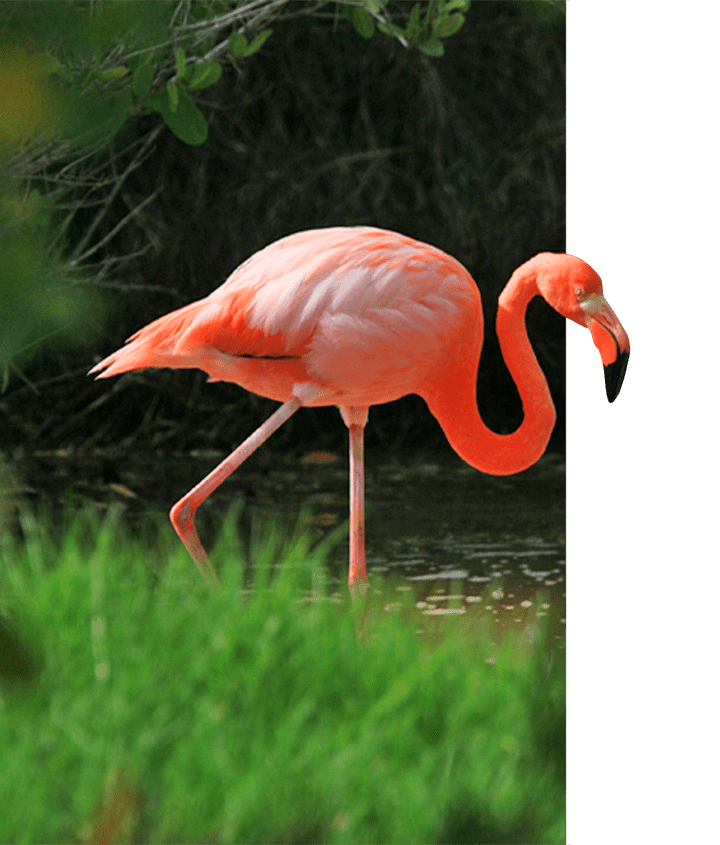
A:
[0,505,564,844]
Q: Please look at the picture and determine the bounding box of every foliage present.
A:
[340,0,470,55]
[375,0,469,57]
[3,1,470,152]
[0,505,565,844]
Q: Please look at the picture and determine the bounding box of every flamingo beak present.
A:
[581,294,630,403]
[603,347,629,403]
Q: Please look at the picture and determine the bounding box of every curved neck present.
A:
[426,265,556,476]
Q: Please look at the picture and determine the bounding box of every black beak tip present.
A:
[604,350,630,403]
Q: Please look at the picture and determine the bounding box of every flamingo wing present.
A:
[90,227,481,406]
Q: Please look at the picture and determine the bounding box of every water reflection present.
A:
[311,455,566,643]
[15,448,565,640]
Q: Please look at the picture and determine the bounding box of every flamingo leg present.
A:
[341,407,370,592]
[170,395,304,586]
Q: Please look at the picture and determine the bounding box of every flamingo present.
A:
[90,226,629,591]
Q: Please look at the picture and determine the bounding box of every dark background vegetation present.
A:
[2,2,565,467]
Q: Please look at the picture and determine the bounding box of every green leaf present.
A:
[153,85,208,146]
[351,7,375,39]
[417,38,444,57]
[132,61,154,99]
[229,32,248,59]
[98,88,133,138]
[434,12,465,38]
[144,91,164,112]
[175,47,187,81]
[70,87,134,143]
[166,79,179,112]
[377,21,405,39]
[187,61,222,90]
[97,66,128,82]
[244,29,273,57]
[407,3,422,38]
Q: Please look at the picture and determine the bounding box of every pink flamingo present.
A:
[90,227,629,590]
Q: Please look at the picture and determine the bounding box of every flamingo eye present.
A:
[574,286,583,297]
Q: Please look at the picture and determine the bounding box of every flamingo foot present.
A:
[170,499,221,589]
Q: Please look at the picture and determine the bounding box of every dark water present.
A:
[8,449,565,642]
[308,453,565,642]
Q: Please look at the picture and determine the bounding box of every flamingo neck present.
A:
[426,266,556,476]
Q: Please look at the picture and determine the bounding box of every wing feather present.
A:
[90,227,479,401]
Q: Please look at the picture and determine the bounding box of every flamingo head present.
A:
[533,253,631,403]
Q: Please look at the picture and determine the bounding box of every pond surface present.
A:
[9,448,566,643]
[299,453,565,643]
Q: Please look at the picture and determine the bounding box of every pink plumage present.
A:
[92,227,479,408]
[91,226,629,591]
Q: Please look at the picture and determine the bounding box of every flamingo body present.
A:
[91,227,630,589]
[94,227,481,409]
